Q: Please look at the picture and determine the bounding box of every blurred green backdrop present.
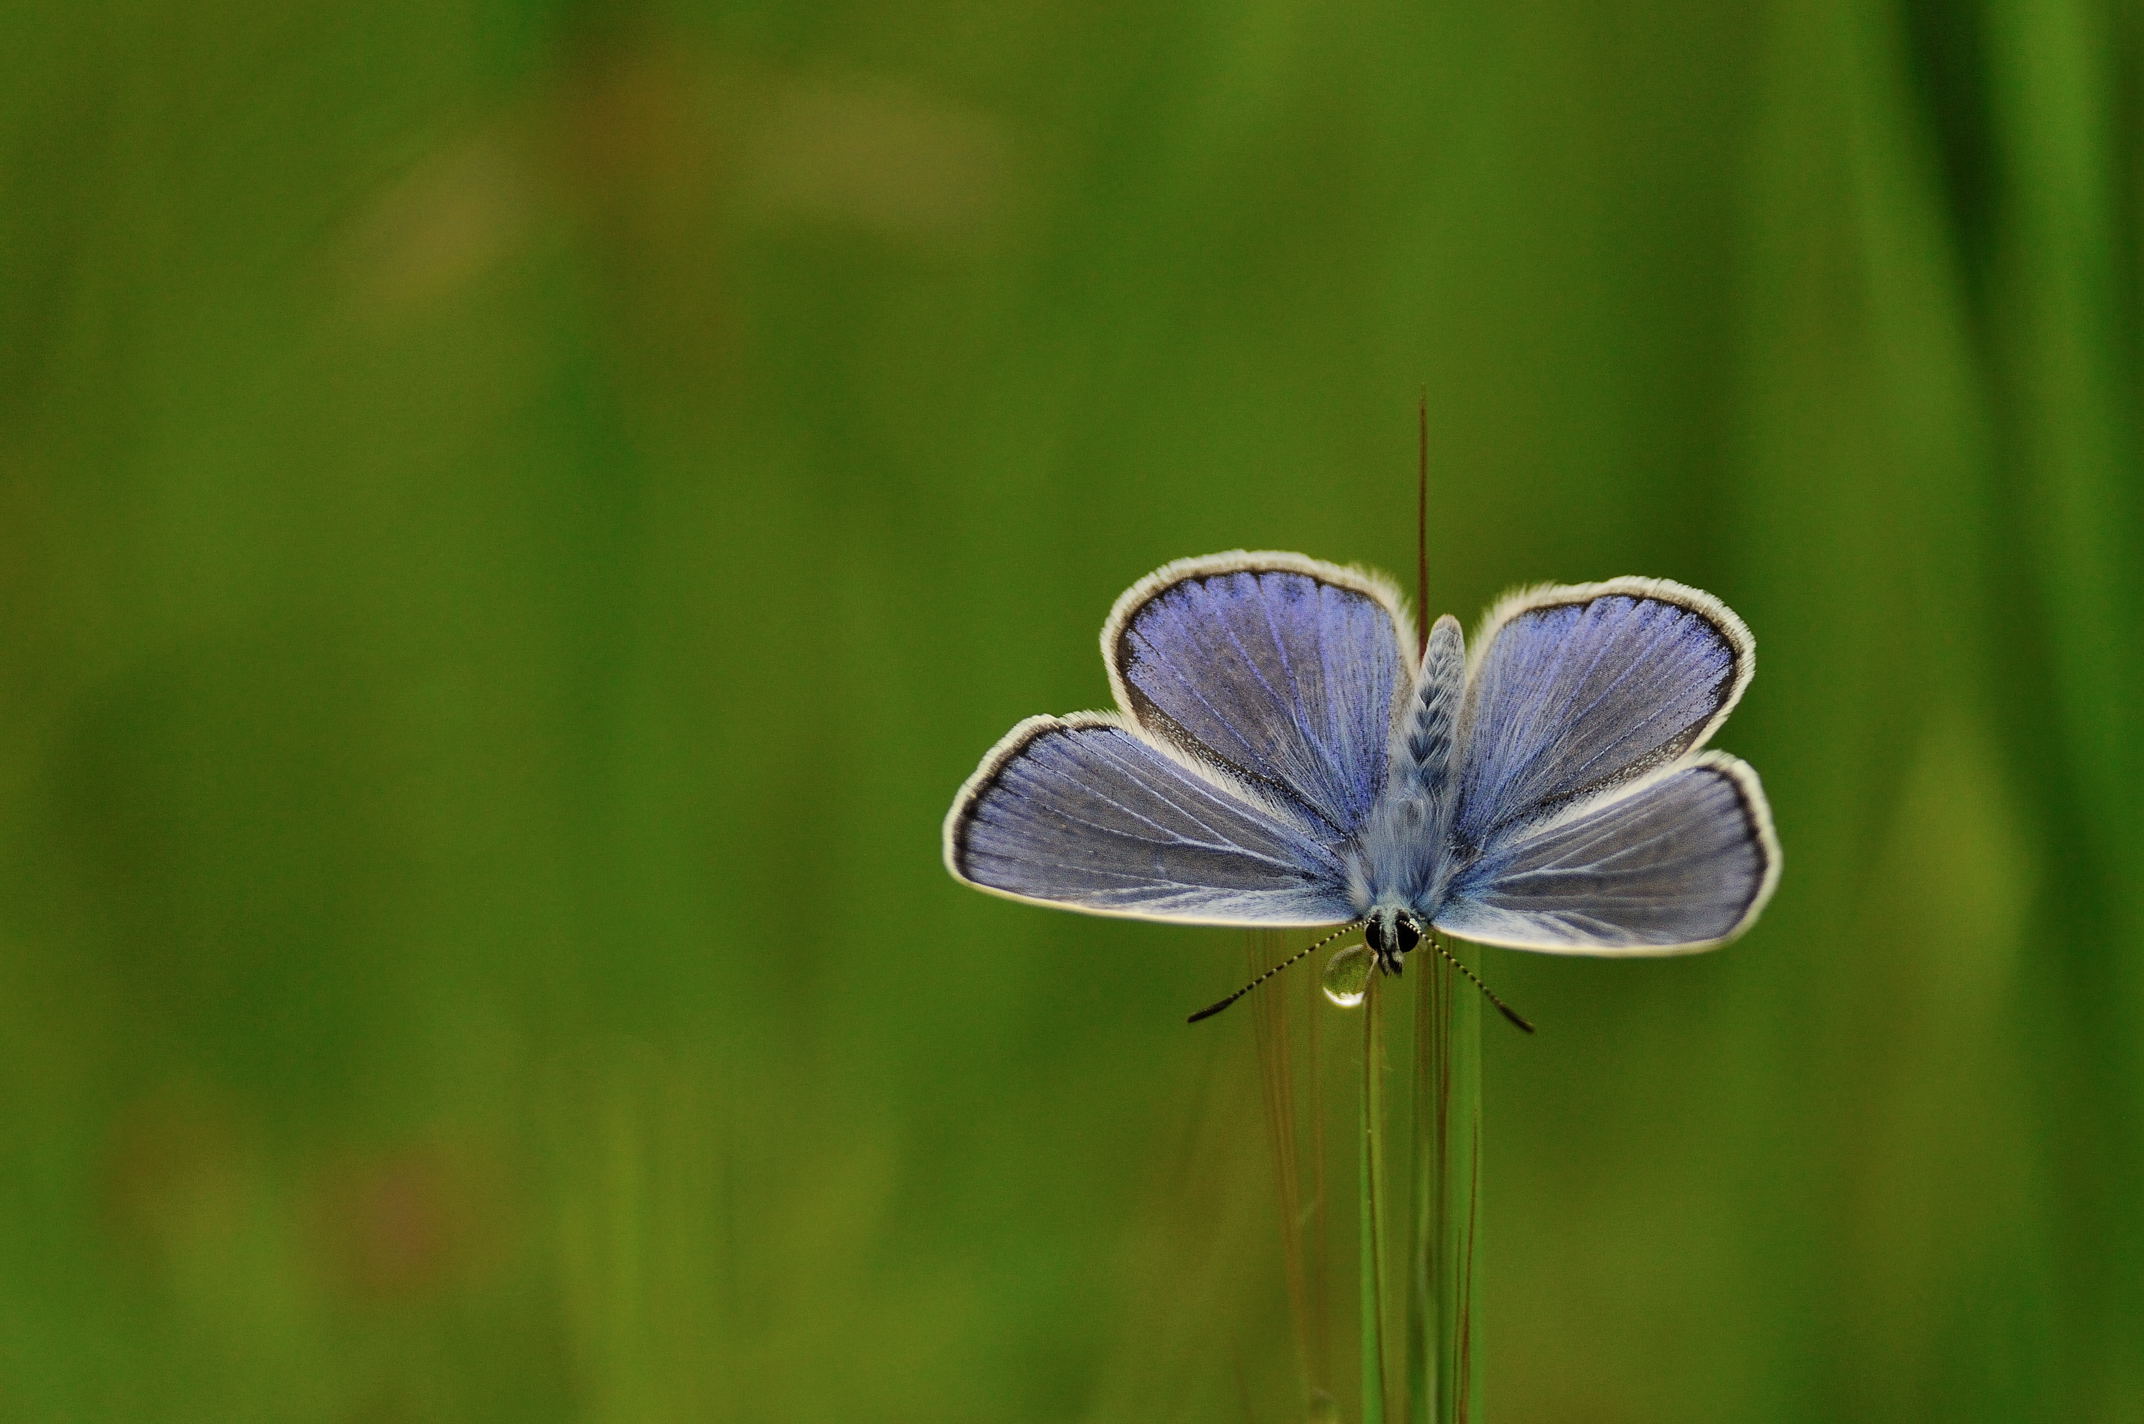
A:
[3,1,2140,1420]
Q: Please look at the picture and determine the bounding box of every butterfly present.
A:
[942,551,1779,1021]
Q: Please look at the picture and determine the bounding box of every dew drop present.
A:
[1320,944,1373,1008]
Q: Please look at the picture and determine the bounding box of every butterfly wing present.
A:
[944,713,1355,926]
[1432,753,1778,953]
[1450,578,1752,848]
[946,551,1411,926]
[1104,551,1414,840]
[1435,579,1773,953]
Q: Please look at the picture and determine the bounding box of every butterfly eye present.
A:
[1392,914,1423,955]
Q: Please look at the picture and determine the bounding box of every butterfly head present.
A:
[1364,905,1423,976]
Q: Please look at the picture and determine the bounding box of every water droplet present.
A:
[1321,944,1372,1007]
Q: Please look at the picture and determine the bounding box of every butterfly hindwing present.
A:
[1105,552,1414,841]
[944,714,1355,926]
[1434,752,1778,953]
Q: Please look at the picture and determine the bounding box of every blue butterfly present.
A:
[943,552,1779,1020]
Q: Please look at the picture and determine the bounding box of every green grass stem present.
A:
[1403,938,1483,1424]
[1405,953,1437,1423]
[1360,973,1391,1424]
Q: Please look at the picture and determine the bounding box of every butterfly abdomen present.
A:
[1400,616,1464,797]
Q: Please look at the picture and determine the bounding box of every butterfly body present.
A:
[946,551,1778,969]
[1348,612,1464,936]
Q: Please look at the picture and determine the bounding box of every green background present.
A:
[4,1,2139,1419]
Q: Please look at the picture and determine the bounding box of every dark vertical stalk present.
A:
[1417,390,1431,656]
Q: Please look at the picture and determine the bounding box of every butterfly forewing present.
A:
[1105,553,1414,840]
[1451,579,1752,847]
[944,714,1356,926]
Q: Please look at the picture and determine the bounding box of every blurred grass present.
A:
[1,0,2139,1420]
